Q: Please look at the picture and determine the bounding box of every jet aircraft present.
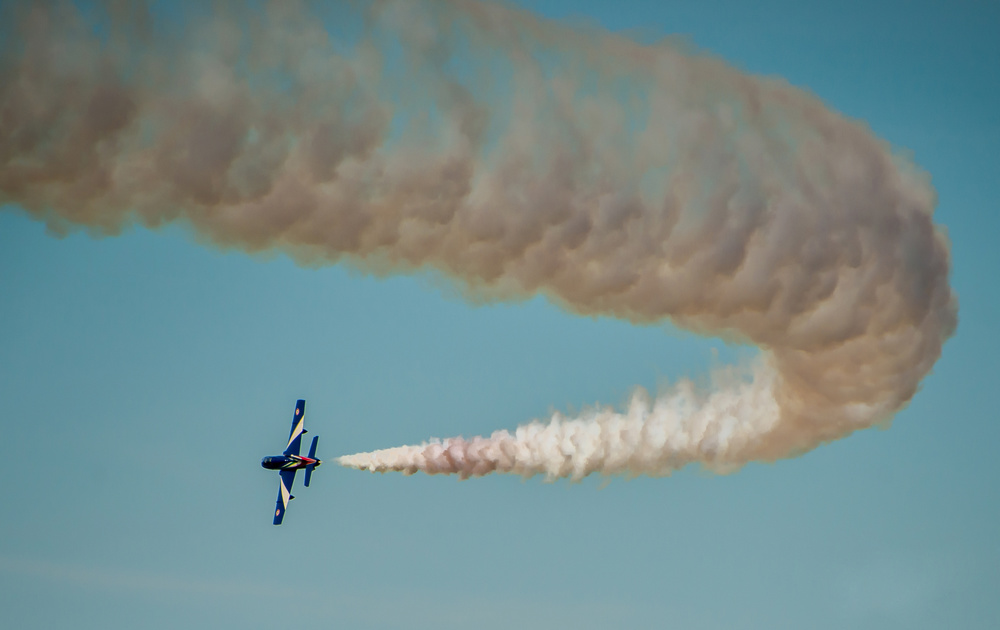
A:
[261,399,321,525]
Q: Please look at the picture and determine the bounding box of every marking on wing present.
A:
[279,477,291,508]
[286,417,305,450]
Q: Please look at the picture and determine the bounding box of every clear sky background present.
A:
[2,1,998,628]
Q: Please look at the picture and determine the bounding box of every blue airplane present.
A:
[260,399,321,525]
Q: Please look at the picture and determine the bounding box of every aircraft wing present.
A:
[283,399,306,456]
[272,469,297,525]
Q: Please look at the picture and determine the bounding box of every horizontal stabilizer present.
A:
[304,435,319,487]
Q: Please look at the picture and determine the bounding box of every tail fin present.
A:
[304,435,319,487]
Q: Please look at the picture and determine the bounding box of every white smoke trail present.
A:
[0,0,957,480]
[339,360,782,479]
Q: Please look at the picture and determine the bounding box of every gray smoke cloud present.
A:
[1,0,957,479]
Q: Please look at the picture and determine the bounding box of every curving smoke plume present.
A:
[1,1,956,479]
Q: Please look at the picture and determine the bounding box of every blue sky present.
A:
[2,1,998,628]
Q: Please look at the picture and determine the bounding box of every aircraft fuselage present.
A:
[261,454,320,471]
